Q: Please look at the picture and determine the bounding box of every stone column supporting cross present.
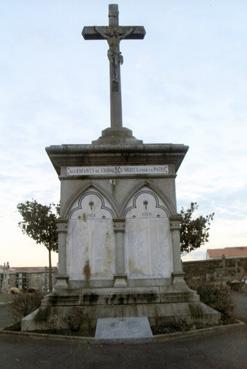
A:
[82,4,145,131]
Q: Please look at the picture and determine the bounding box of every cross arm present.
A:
[82,26,146,40]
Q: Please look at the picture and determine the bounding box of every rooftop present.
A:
[207,247,247,259]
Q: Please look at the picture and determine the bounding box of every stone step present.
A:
[46,286,199,306]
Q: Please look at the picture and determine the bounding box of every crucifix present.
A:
[82,4,145,131]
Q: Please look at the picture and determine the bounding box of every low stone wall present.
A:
[183,257,247,286]
[2,258,247,293]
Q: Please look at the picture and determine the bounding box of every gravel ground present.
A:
[0,324,247,369]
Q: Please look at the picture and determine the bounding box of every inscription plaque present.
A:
[95,317,153,339]
[66,165,169,177]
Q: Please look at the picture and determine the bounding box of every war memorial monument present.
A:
[22,4,220,336]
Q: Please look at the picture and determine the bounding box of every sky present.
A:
[0,0,246,266]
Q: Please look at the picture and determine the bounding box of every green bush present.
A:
[11,292,42,319]
[153,318,194,334]
[196,283,234,323]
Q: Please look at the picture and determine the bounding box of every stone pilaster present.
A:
[55,218,69,289]
[170,215,185,285]
[113,218,127,287]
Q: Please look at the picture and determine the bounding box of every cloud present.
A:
[0,0,246,265]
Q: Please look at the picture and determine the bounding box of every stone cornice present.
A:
[46,143,189,175]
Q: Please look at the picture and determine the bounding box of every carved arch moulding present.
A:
[123,186,172,218]
[68,187,117,220]
[63,185,118,219]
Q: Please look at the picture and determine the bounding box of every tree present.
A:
[17,200,59,292]
[180,202,214,254]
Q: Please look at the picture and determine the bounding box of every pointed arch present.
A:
[120,181,175,217]
[123,188,167,217]
[64,183,118,219]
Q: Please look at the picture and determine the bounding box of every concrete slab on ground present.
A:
[95,317,153,339]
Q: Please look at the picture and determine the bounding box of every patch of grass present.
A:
[63,307,94,336]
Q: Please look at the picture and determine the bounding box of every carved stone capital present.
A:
[169,215,182,230]
[113,218,126,232]
[56,219,68,233]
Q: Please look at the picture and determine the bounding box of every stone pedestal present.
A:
[21,143,221,334]
[92,127,143,145]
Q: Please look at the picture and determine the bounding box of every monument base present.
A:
[21,284,221,336]
[92,127,143,145]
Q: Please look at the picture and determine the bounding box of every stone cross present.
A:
[82,4,145,130]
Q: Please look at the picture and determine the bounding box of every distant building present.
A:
[207,247,247,259]
[0,265,57,292]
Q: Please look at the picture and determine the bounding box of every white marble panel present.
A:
[66,189,115,280]
[124,187,173,279]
